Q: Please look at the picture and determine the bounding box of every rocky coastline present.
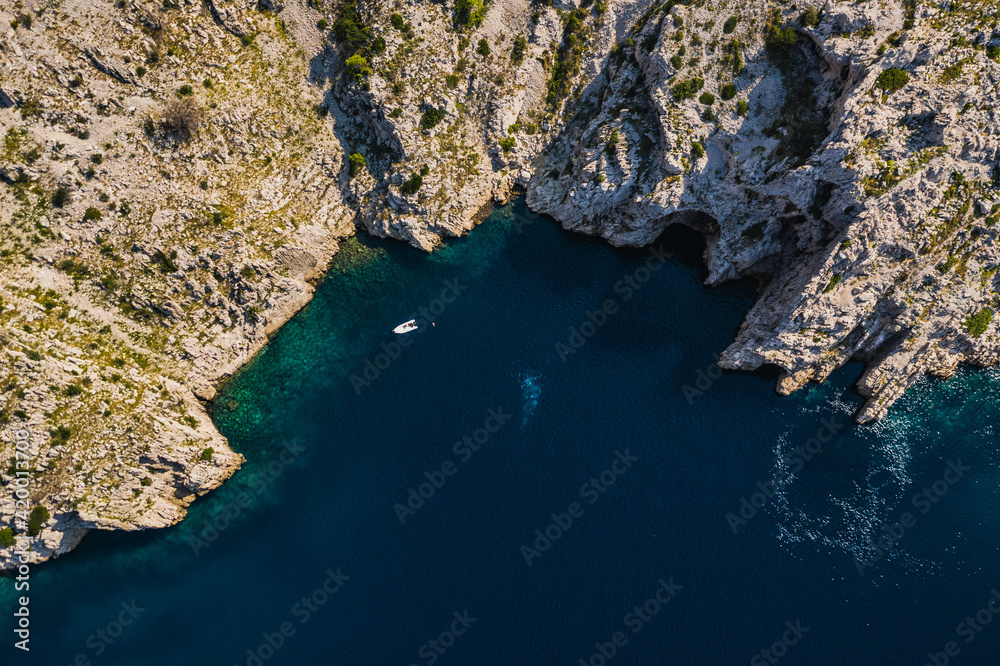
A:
[3,0,1000,568]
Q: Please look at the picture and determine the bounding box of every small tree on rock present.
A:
[875,68,909,94]
[159,98,204,140]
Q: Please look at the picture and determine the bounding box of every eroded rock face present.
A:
[527,0,1000,424]
[324,0,654,249]
[0,0,350,569]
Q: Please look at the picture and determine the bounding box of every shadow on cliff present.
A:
[310,45,400,188]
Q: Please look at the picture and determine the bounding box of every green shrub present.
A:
[511,34,527,64]
[84,207,102,220]
[939,62,964,84]
[824,274,842,293]
[499,136,516,153]
[317,18,328,30]
[988,45,1000,62]
[723,16,738,34]
[27,506,50,536]
[800,7,820,27]
[333,1,369,51]
[670,54,682,69]
[136,66,147,77]
[672,77,704,101]
[445,73,460,88]
[200,447,215,461]
[477,38,490,57]
[349,152,366,176]
[607,129,619,152]
[20,99,41,119]
[69,74,84,88]
[875,67,909,94]
[420,107,446,129]
[52,186,70,208]
[736,99,749,116]
[389,108,402,118]
[691,142,704,159]
[345,54,371,81]
[720,84,736,100]
[240,33,255,47]
[764,23,798,55]
[152,249,179,272]
[699,91,715,105]
[59,259,91,279]
[544,7,590,109]
[90,153,103,164]
[964,308,993,337]
[703,107,715,121]
[455,0,485,27]
[390,13,405,30]
[178,84,193,96]
[140,477,152,486]
[419,164,430,176]
[400,173,423,195]
[0,527,14,548]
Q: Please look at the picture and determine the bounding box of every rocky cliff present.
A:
[2,0,1000,567]
[526,0,1000,424]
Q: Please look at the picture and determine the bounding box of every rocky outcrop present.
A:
[527,0,1000,424]
[322,0,654,249]
[0,0,350,568]
[82,45,142,87]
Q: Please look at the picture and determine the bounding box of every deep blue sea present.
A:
[4,198,1000,665]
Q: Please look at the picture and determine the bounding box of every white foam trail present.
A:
[519,372,542,428]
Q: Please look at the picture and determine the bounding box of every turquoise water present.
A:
[3,198,1000,665]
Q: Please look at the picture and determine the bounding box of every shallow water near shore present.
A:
[3,198,1000,665]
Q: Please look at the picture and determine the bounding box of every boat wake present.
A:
[519,372,542,428]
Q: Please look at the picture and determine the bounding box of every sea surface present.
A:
[3,198,1000,665]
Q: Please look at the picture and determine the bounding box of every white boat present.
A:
[393,319,418,334]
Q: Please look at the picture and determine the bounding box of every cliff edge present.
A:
[2,0,999,567]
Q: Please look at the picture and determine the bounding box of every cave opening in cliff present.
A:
[650,211,720,282]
